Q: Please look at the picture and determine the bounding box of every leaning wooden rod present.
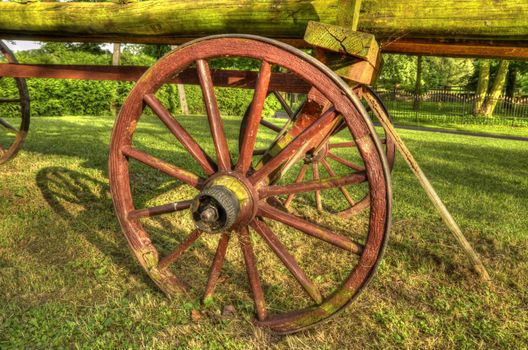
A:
[336,0,490,281]
[363,92,491,282]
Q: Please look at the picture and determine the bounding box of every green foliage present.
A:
[511,61,528,95]
[377,54,417,90]
[422,57,474,88]
[0,45,280,118]
[378,54,475,90]
[0,115,527,349]
[139,44,172,59]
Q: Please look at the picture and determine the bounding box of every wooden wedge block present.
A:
[304,21,379,66]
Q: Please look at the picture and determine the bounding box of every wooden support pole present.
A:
[332,1,490,282]
[177,83,189,115]
[337,0,362,31]
[361,91,491,282]
[171,45,189,115]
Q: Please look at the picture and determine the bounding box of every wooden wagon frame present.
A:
[1,0,527,334]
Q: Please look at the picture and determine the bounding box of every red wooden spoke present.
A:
[250,108,337,185]
[329,141,356,149]
[239,226,267,321]
[259,170,367,199]
[260,119,283,133]
[339,199,371,218]
[327,151,365,172]
[258,204,364,255]
[196,59,232,171]
[158,229,203,270]
[127,200,192,220]
[144,94,216,176]
[284,163,309,208]
[0,117,18,132]
[312,161,323,211]
[251,219,322,304]
[203,232,231,301]
[121,145,204,188]
[236,60,272,173]
[320,158,355,206]
[272,91,294,119]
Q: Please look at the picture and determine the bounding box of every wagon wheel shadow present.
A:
[36,167,149,279]
[36,166,249,300]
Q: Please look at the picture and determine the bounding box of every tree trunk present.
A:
[413,55,422,111]
[177,84,189,115]
[112,43,121,66]
[473,59,490,116]
[169,45,189,115]
[480,60,509,117]
[110,43,121,117]
[505,65,517,98]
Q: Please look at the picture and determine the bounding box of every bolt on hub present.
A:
[191,186,240,233]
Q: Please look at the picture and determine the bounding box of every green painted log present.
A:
[0,0,527,44]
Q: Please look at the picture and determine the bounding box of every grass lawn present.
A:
[393,117,528,139]
[0,114,527,349]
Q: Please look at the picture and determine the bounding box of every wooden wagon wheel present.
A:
[241,85,395,217]
[109,35,391,334]
[0,40,30,165]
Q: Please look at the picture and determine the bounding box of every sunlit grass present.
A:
[0,114,527,349]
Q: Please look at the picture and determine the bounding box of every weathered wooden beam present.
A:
[382,39,528,61]
[337,0,362,31]
[0,0,526,50]
[0,63,312,93]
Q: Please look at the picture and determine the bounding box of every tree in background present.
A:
[472,60,510,117]
[377,54,474,91]
[421,57,474,89]
[112,43,121,66]
[377,54,416,90]
[110,43,121,117]
[413,56,423,111]
[505,61,528,97]
[517,63,528,95]
[473,60,490,115]
[140,44,188,115]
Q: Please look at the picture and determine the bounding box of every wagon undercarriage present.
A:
[2,0,525,334]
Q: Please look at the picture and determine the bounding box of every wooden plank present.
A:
[382,39,528,60]
[313,50,379,84]
[0,63,312,93]
[335,60,378,85]
[0,0,526,45]
[337,0,362,30]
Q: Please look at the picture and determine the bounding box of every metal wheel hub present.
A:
[191,174,256,233]
[304,143,329,163]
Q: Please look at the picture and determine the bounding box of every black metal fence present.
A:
[375,87,528,127]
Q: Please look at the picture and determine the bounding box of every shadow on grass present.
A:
[35,166,250,299]
[22,114,245,173]
[396,137,528,201]
[36,167,142,277]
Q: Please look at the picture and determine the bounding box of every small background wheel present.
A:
[241,85,396,217]
[0,40,30,165]
[109,35,391,334]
